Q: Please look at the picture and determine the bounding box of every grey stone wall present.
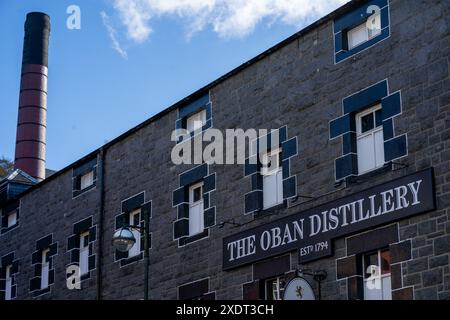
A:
[0,0,449,300]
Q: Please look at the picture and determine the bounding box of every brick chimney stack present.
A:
[14,12,50,181]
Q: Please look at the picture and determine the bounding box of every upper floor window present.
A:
[186,109,207,133]
[175,93,212,143]
[1,201,20,234]
[7,210,17,228]
[356,105,384,174]
[80,171,94,190]
[363,249,392,300]
[72,157,97,197]
[128,209,141,257]
[41,248,50,290]
[189,182,204,236]
[261,148,283,209]
[347,11,381,50]
[334,0,390,63]
[79,231,90,275]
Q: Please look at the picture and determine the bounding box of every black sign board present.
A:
[223,169,435,270]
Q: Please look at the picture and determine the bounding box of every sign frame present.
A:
[223,168,436,270]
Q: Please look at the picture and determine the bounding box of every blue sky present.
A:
[0,0,347,170]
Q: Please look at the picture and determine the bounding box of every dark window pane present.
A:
[193,186,202,202]
[82,234,89,247]
[380,250,391,274]
[364,252,379,278]
[133,213,140,226]
[361,113,374,133]
[375,109,382,127]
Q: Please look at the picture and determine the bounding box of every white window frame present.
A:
[7,210,17,228]
[347,12,381,50]
[80,170,94,190]
[79,231,90,275]
[188,181,204,236]
[356,104,384,175]
[265,276,286,300]
[186,109,207,133]
[41,248,50,289]
[128,209,141,257]
[5,264,12,300]
[261,148,283,209]
[363,249,392,300]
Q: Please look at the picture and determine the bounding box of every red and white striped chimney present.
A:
[14,12,50,181]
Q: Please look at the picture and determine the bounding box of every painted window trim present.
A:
[72,157,98,198]
[114,196,152,268]
[329,79,407,181]
[173,164,216,247]
[244,126,298,216]
[333,0,390,64]
[175,93,213,144]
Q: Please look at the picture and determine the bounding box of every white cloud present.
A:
[100,11,128,59]
[110,0,350,42]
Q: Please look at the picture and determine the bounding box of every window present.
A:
[356,105,384,174]
[265,276,286,300]
[261,148,283,209]
[333,0,389,64]
[347,12,381,50]
[5,265,12,300]
[186,109,206,133]
[189,182,204,236]
[80,170,94,190]
[128,209,141,257]
[7,210,17,228]
[363,249,392,300]
[72,158,97,197]
[41,248,50,289]
[79,231,89,275]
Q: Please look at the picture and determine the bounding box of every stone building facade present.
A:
[1,0,450,300]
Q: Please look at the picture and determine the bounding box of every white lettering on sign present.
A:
[227,235,256,261]
[224,175,430,267]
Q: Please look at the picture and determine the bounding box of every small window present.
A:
[41,248,50,289]
[79,231,90,275]
[128,209,141,257]
[347,12,381,50]
[189,182,204,236]
[363,249,392,300]
[7,210,17,228]
[80,171,94,190]
[265,276,286,300]
[186,109,207,133]
[5,264,12,300]
[262,148,283,209]
[356,105,384,174]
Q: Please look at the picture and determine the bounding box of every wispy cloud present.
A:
[100,11,128,59]
[110,0,350,43]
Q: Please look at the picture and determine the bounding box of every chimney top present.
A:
[22,12,50,67]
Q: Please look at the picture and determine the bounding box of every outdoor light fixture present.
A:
[112,227,136,252]
[112,212,150,300]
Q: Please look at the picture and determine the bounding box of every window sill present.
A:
[72,183,96,198]
[32,286,51,297]
[1,223,19,235]
[179,229,209,246]
[120,252,143,267]
[346,163,391,185]
[254,201,287,219]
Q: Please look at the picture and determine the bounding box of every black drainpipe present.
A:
[96,147,106,300]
